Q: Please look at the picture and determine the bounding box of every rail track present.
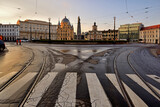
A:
[0,48,35,92]
[114,48,160,107]
[113,51,134,107]
[19,53,46,107]
[127,50,160,99]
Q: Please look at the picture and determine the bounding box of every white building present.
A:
[0,24,19,41]
[140,24,160,44]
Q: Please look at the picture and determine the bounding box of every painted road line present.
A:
[24,72,57,107]
[127,74,159,100]
[0,72,17,85]
[105,73,123,97]
[67,59,82,67]
[0,72,37,100]
[53,63,67,72]
[147,82,160,95]
[122,81,148,107]
[147,75,160,83]
[86,73,111,107]
[55,73,77,107]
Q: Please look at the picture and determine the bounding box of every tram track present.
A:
[19,53,46,107]
[113,50,134,107]
[127,50,160,99]
[0,47,35,92]
[114,48,160,107]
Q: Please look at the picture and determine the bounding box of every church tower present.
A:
[77,16,81,40]
[92,22,97,31]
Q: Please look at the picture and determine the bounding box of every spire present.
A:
[58,18,60,25]
[77,16,81,40]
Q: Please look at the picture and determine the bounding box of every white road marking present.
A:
[147,82,160,96]
[53,63,67,72]
[0,72,37,100]
[147,75,160,83]
[105,73,123,97]
[122,81,148,107]
[86,73,111,107]
[0,72,17,85]
[67,59,83,67]
[55,73,77,107]
[127,74,159,100]
[24,72,57,107]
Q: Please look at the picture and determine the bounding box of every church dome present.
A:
[61,16,71,25]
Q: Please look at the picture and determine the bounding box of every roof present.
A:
[102,29,118,33]
[17,19,50,25]
[61,16,71,25]
[141,24,160,30]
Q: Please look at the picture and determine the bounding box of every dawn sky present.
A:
[0,0,160,33]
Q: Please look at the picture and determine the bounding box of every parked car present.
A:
[0,40,5,51]
[21,39,29,42]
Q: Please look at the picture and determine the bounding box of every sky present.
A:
[0,0,160,33]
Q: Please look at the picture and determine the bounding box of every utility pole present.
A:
[127,24,130,42]
[114,16,116,43]
[30,24,32,41]
[48,18,51,42]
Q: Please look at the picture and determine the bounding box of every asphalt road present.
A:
[0,42,159,107]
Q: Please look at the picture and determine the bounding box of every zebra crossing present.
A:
[0,72,159,107]
[0,72,37,100]
[86,73,112,107]
[24,72,58,107]
[55,73,77,107]
[0,72,17,85]
[147,75,160,83]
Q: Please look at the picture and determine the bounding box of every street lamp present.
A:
[48,18,51,42]
[30,24,32,41]
[127,24,130,42]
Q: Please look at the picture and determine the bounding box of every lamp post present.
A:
[127,24,130,42]
[114,16,116,43]
[30,24,32,41]
[48,18,51,42]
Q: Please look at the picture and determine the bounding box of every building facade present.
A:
[88,22,103,40]
[57,16,74,40]
[119,23,144,42]
[139,24,160,44]
[102,29,119,41]
[17,19,57,40]
[0,24,19,41]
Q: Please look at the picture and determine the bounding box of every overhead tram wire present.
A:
[0,7,22,24]
[125,0,129,14]
[35,0,38,15]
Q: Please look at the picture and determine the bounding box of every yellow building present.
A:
[57,16,74,40]
[119,23,143,42]
[102,29,119,40]
[17,19,57,40]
